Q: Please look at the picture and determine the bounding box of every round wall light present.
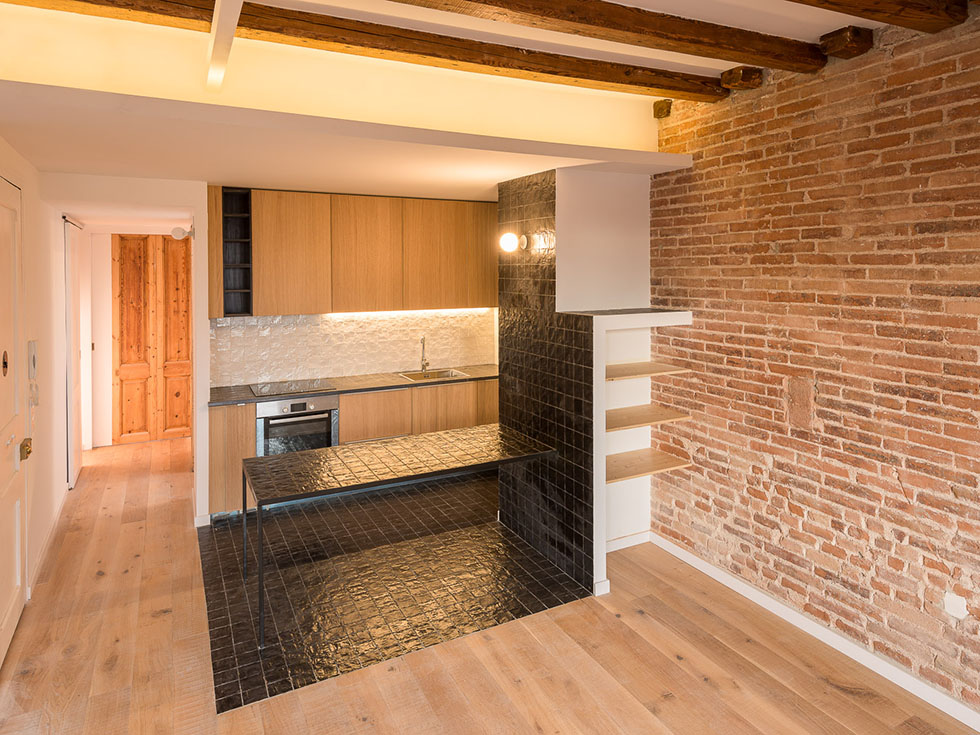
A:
[499,232,529,252]
[499,232,519,252]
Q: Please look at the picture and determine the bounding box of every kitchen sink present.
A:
[399,369,469,382]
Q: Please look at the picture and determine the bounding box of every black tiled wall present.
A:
[496,170,595,590]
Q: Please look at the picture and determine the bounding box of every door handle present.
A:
[19,438,32,461]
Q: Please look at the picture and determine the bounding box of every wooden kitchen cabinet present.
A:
[402,199,497,310]
[252,189,332,316]
[208,403,256,514]
[475,378,499,425]
[331,195,404,312]
[209,187,496,317]
[411,382,479,434]
[338,388,413,443]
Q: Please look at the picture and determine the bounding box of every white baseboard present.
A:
[194,514,211,528]
[593,578,611,596]
[607,530,652,552]
[646,532,980,732]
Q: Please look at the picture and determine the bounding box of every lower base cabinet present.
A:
[208,403,256,514]
[339,379,499,444]
[412,382,479,435]
[338,388,413,443]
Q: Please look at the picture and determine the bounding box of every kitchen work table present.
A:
[240,423,554,645]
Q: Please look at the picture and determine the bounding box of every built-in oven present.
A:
[255,396,340,457]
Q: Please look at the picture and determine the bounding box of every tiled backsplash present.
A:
[210,308,497,386]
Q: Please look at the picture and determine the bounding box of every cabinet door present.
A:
[207,185,223,319]
[412,382,478,434]
[252,190,332,316]
[338,389,413,443]
[208,403,256,514]
[475,378,499,425]
[331,195,403,313]
[402,199,497,310]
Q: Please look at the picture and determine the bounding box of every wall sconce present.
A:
[499,233,528,252]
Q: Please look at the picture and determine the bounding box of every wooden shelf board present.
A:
[606,361,690,381]
[606,404,690,432]
[607,448,691,483]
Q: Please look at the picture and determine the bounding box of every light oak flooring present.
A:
[0,439,973,734]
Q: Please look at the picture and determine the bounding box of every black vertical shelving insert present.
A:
[222,187,252,316]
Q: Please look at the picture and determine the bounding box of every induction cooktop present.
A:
[249,378,333,397]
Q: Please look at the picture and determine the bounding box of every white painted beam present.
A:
[206,0,244,88]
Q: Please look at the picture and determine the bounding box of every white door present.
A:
[64,220,83,487]
[0,176,27,664]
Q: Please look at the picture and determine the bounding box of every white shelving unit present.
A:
[569,308,693,594]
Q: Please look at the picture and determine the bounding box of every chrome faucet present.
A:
[420,336,430,372]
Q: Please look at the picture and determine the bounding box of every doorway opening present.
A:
[111,233,193,444]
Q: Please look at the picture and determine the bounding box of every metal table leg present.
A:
[242,472,248,579]
[258,502,265,648]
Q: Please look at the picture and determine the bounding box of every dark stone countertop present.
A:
[242,423,552,506]
[209,363,498,407]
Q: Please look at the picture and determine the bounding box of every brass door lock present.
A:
[19,438,32,461]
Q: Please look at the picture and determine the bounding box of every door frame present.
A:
[63,217,83,487]
[0,174,28,664]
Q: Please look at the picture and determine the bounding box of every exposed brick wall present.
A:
[649,8,980,708]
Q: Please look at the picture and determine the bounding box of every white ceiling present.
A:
[269,0,886,76]
[0,81,690,201]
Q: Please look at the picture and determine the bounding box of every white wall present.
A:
[89,233,111,448]
[41,173,209,522]
[77,227,92,450]
[0,134,68,590]
[555,169,652,313]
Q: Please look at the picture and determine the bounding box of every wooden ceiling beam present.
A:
[819,26,874,59]
[0,0,213,30]
[781,0,968,33]
[720,66,764,90]
[384,0,828,73]
[234,3,730,101]
[0,0,729,101]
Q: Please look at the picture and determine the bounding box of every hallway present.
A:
[0,441,970,734]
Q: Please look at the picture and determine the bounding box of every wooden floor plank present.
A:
[429,638,533,735]
[613,553,904,735]
[620,544,970,733]
[519,613,673,735]
[402,645,491,735]
[550,598,767,735]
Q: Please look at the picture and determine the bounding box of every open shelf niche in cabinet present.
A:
[221,187,252,316]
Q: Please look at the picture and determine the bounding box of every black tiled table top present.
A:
[243,423,554,506]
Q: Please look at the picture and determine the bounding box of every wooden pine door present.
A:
[0,176,27,665]
[112,234,192,444]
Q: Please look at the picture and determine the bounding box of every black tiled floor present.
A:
[198,471,590,713]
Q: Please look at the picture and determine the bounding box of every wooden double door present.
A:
[112,234,192,444]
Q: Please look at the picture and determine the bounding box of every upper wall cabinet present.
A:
[252,189,332,317]
[331,195,404,313]
[209,188,496,318]
[402,199,497,310]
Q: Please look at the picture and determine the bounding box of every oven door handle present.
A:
[265,412,331,426]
